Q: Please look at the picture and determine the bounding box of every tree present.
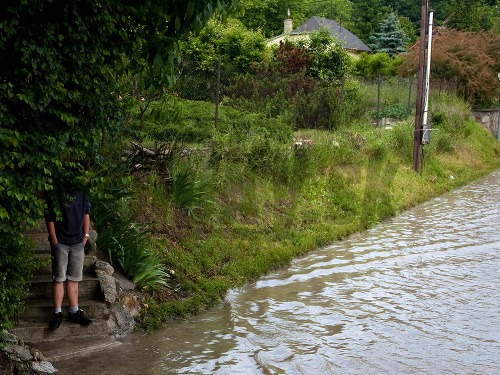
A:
[237,0,297,38]
[349,0,388,44]
[300,0,353,24]
[382,0,421,22]
[180,18,267,71]
[398,29,500,106]
[0,0,239,329]
[370,12,407,57]
[444,0,497,32]
[354,52,402,78]
[305,27,352,82]
[237,0,353,39]
[398,15,418,47]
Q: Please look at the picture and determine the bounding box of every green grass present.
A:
[120,90,500,331]
[359,77,416,118]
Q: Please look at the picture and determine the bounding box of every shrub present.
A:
[208,114,293,182]
[398,29,500,105]
[0,234,34,329]
[387,120,414,161]
[296,79,364,130]
[354,52,402,78]
[432,131,455,153]
[429,92,472,137]
[374,103,410,120]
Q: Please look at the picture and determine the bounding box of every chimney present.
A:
[284,7,292,34]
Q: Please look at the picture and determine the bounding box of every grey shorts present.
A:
[51,242,85,282]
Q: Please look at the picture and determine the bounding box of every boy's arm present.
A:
[46,221,58,246]
[83,213,90,245]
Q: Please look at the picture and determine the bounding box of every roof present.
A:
[292,16,371,52]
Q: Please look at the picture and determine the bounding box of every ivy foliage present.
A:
[0,0,239,329]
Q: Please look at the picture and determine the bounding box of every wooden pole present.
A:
[413,0,428,172]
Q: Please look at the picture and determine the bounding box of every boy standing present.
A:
[45,191,92,329]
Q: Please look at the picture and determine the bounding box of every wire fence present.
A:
[172,59,420,130]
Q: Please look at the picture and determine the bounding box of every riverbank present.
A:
[128,96,500,330]
[53,169,500,374]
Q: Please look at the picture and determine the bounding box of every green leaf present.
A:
[186,1,194,19]
[0,207,9,220]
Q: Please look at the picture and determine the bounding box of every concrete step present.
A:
[27,336,122,363]
[17,300,109,322]
[9,318,112,343]
[26,275,103,301]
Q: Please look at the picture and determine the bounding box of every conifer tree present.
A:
[370,12,407,57]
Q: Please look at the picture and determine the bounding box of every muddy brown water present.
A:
[56,171,500,374]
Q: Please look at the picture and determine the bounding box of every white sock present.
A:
[55,307,62,313]
[69,306,79,314]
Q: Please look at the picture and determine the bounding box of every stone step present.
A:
[26,275,103,301]
[9,319,112,343]
[25,230,98,255]
[31,254,97,276]
[25,232,50,253]
[28,336,122,364]
[32,253,52,274]
[17,299,109,322]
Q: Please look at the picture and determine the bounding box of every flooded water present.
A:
[57,171,500,374]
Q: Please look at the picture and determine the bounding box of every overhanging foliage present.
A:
[0,0,239,329]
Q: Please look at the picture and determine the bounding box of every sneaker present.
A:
[49,312,63,329]
[67,309,92,326]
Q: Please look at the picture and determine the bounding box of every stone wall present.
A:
[471,108,500,140]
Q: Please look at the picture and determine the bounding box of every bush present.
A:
[0,234,34,329]
[387,120,414,161]
[354,52,402,78]
[432,131,455,153]
[209,115,293,181]
[136,98,215,143]
[296,79,364,130]
[430,92,473,138]
[223,72,298,119]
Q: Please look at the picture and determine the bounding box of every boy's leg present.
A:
[51,243,70,308]
[66,242,84,310]
[66,280,79,308]
[50,243,69,328]
[66,242,91,325]
[52,281,64,308]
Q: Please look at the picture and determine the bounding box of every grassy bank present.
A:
[109,93,500,330]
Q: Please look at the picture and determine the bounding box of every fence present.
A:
[171,59,419,130]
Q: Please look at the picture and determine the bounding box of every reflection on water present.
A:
[57,171,500,374]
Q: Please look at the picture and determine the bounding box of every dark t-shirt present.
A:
[45,191,90,246]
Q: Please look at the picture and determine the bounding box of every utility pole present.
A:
[412,0,428,172]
